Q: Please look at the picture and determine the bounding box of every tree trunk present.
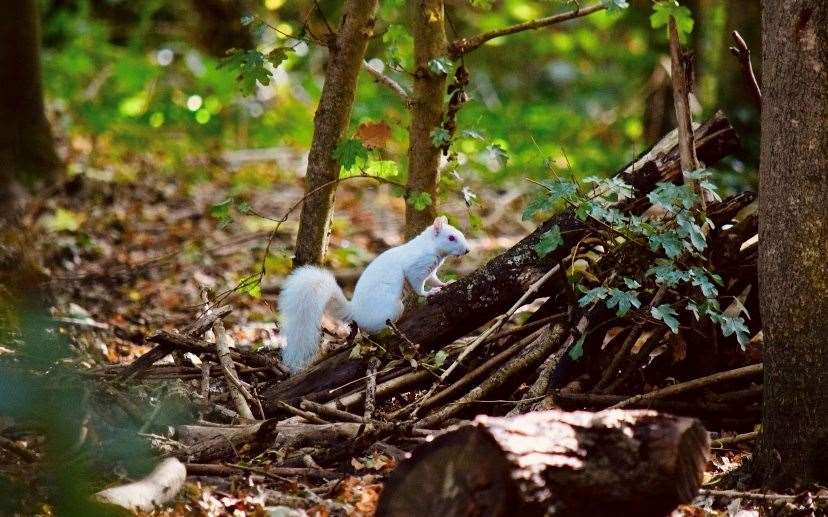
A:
[0,0,62,211]
[755,0,828,488]
[377,410,708,517]
[293,0,379,266]
[404,0,448,239]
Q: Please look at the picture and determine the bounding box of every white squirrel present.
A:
[278,216,470,373]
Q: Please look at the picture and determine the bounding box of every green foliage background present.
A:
[39,0,760,194]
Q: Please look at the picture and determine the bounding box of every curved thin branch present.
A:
[449,2,606,57]
[362,60,411,105]
[728,30,762,109]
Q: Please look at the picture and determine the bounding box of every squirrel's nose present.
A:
[463,248,470,255]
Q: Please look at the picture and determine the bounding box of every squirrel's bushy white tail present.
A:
[278,265,351,373]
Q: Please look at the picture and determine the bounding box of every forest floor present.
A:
[1,153,823,516]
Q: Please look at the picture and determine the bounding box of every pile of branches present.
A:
[88,109,761,513]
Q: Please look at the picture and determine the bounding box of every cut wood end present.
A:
[378,410,709,517]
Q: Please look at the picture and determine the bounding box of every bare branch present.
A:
[610,363,763,409]
[449,3,606,57]
[213,318,255,420]
[362,60,410,105]
[728,30,762,109]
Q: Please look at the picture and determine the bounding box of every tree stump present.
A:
[378,410,709,517]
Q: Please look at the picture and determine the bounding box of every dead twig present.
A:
[362,60,410,105]
[410,263,563,418]
[0,435,38,462]
[594,286,668,392]
[300,399,365,423]
[610,363,763,409]
[728,30,762,108]
[699,489,828,501]
[213,318,255,420]
[364,357,380,421]
[416,325,565,429]
[668,16,704,207]
[277,401,329,425]
[711,430,759,448]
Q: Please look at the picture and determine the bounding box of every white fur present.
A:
[278,217,470,373]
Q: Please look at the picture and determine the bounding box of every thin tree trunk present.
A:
[293,0,379,266]
[404,0,448,239]
[755,0,828,488]
[0,0,62,211]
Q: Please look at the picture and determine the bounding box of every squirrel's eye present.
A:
[448,235,456,241]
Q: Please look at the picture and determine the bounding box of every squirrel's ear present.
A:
[433,215,448,235]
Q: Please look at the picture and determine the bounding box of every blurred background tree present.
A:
[0,0,63,211]
[37,0,760,204]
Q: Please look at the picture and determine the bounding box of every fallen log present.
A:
[377,410,709,517]
[262,112,740,411]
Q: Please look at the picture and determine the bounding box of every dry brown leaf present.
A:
[356,121,392,150]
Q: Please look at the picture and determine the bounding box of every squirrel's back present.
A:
[350,246,407,331]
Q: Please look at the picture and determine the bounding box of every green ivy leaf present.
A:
[409,191,433,211]
[651,304,680,333]
[684,168,711,180]
[718,315,751,350]
[590,205,627,225]
[649,231,685,258]
[266,47,294,69]
[599,176,634,202]
[575,200,597,221]
[699,179,722,202]
[650,1,694,44]
[648,262,691,287]
[430,127,451,148]
[647,182,699,212]
[538,178,578,201]
[606,288,641,317]
[433,350,448,368]
[533,225,564,257]
[686,298,721,321]
[676,213,707,252]
[219,49,272,94]
[578,286,609,307]
[602,0,630,11]
[333,138,369,171]
[623,277,641,289]
[523,193,554,221]
[690,267,718,297]
[237,201,252,215]
[487,144,510,168]
[428,57,453,75]
[569,335,586,361]
[210,198,233,223]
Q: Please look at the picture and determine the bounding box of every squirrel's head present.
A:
[429,216,470,257]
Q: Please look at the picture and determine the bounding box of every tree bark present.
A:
[0,0,62,211]
[293,0,379,266]
[377,410,708,517]
[404,0,448,239]
[756,0,828,488]
[262,114,740,410]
